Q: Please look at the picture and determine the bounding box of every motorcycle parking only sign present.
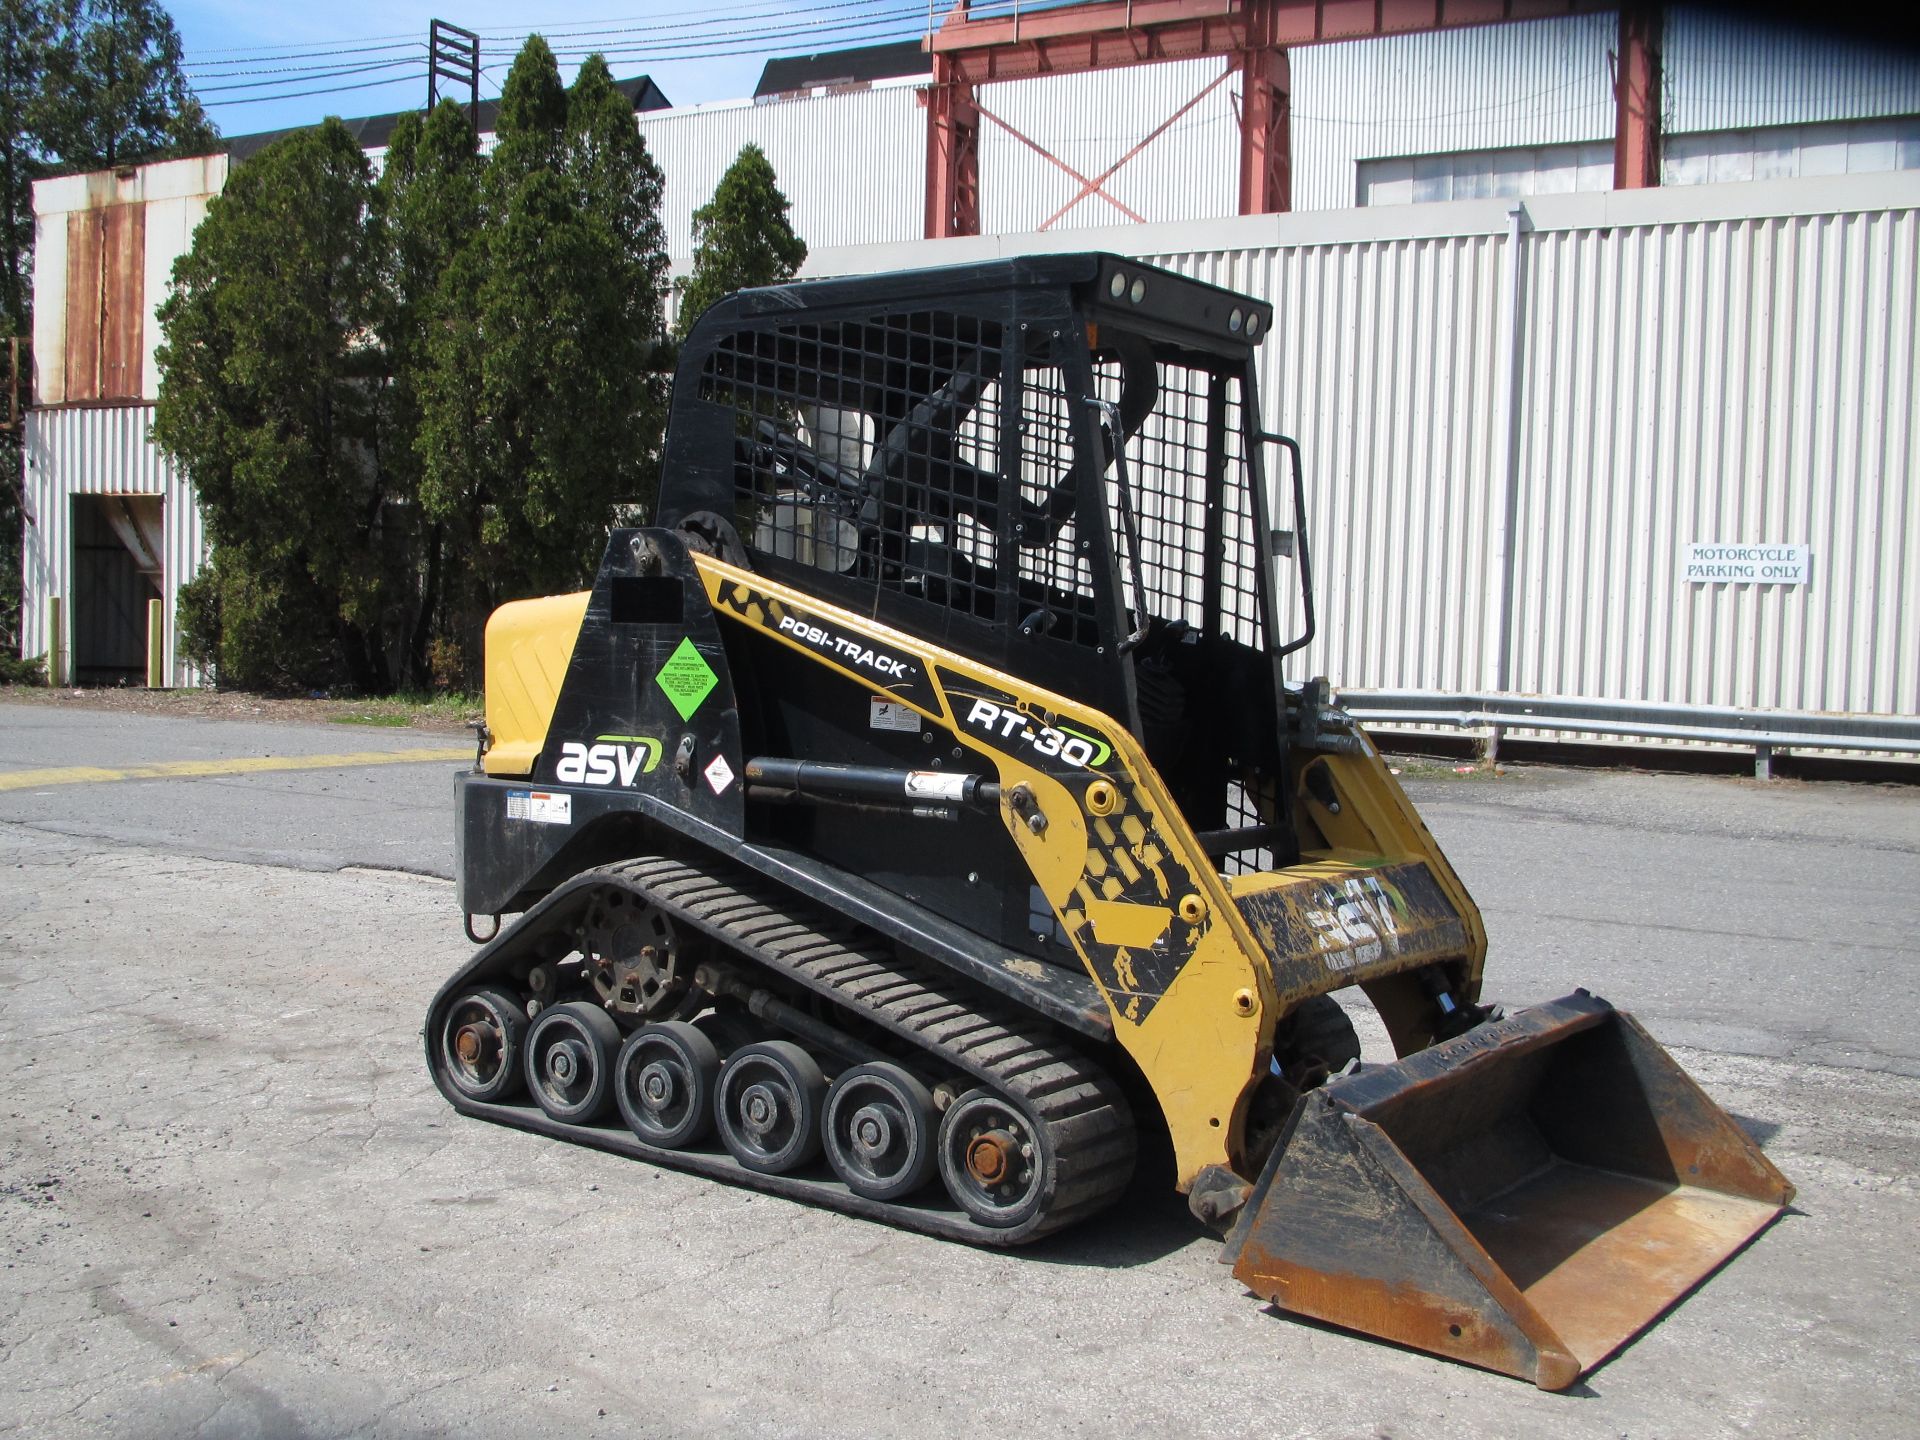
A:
[1682,543,1811,586]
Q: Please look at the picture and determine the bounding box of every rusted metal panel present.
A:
[62,210,102,402]
[59,204,145,403]
[32,153,229,408]
[1226,993,1793,1387]
[1611,3,1661,188]
[100,204,145,400]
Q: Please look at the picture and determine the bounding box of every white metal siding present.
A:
[1511,204,1920,719]
[139,192,215,399]
[1665,9,1920,135]
[22,405,206,686]
[979,58,1239,233]
[638,86,924,264]
[1152,233,1510,692]
[802,171,1920,747]
[29,211,66,402]
[1288,13,1616,212]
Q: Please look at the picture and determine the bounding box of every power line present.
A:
[206,73,440,109]
[465,0,921,43]
[185,1,925,68]
[484,9,930,62]
[196,60,424,97]
[193,5,934,110]
[186,41,424,75]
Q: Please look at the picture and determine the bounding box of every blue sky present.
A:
[167,2,941,138]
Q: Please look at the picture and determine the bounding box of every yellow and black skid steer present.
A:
[426,254,1791,1388]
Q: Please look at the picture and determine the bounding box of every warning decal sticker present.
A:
[656,637,719,721]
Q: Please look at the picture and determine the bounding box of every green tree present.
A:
[374,99,482,685]
[0,3,51,658]
[413,39,671,679]
[147,36,670,693]
[674,143,806,338]
[0,0,52,338]
[40,0,215,171]
[152,119,396,693]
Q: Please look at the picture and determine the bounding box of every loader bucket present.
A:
[1224,992,1793,1389]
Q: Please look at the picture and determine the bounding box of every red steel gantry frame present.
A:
[922,0,1664,239]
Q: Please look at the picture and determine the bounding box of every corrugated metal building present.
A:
[25,155,227,686]
[794,170,1920,748]
[638,83,927,262]
[18,9,1920,761]
[976,56,1241,234]
[634,12,1920,252]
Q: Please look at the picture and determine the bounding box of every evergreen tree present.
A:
[152,120,395,693]
[674,143,806,338]
[0,2,51,658]
[375,99,481,685]
[39,0,215,170]
[411,38,670,679]
[145,35,672,692]
[558,52,669,515]
[0,0,51,337]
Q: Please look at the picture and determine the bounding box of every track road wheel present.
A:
[440,988,529,1103]
[525,1002,621,1124]
[616,1021,720,1148]
[715,1041,826,1174]
[938,1089,1057,1229]
[823,1063,938,1201]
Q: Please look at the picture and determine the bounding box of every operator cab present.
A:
[661,254,1310,874]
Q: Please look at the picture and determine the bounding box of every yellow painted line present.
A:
[0,746,472,793]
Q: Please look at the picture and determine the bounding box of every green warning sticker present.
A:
[655,637,718,721]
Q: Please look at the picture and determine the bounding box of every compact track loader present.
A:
[427,254,1792,1387]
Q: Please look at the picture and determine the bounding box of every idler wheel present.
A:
[823,1063,938,1201]
[439,988,529,1103]
[524,1001,621,1124]
[615,1021,721,1148]
[938,1089,1053,1229]
[715,1041,826,1174]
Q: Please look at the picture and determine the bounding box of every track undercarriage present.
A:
[427,855,1139,1244]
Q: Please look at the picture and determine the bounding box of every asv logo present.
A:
[1304,876,1404,973]
[556,737,661,787]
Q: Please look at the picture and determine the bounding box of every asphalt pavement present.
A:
[1,700,1916,1437]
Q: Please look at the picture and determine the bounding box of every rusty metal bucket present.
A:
[1224,992,1793,1389]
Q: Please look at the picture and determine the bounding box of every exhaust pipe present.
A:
[1224,992,1793,1388]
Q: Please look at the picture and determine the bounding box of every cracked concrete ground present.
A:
[1,705,1917,1437]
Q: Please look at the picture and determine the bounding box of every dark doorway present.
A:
[71,494,162,686]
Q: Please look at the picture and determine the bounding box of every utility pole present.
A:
[428,19,481,130]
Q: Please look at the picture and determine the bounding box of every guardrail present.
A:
[1333,689,1920,778]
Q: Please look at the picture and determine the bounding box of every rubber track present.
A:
[429,855,1136,1245]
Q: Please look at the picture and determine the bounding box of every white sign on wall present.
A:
[1682,543,1811,586]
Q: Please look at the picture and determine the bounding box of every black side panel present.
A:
[720,621,1044,960]
[457,526,741,913]
[451,772,1112,1040]
[537,527,747,836]
[455,777,656,916]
